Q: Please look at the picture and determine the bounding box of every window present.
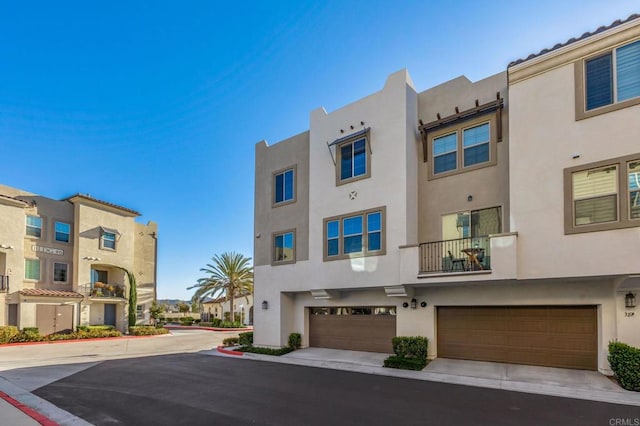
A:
[273,230,295,265]
[26,215,42,238]
[55,222,71,243]
[54,263,68,283]
[136,304,144,319]
[577,39,640,119]
[336,136,370,185]
[25,259,40,281]
[273,167,295,206]
[564,154,640,234]
[572,166,617,225]
[442,207,502,240]
[585,40,640,110]
[428,116,496,179]
[91,269,108,284]
[101,232,116,250]
[630,161,640,219]
[323,207,386,261]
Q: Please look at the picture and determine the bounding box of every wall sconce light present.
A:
[410,298,417,309]
[82,256,101,261]
[261,300,269,310]
[402,302,409,308]
[0,244,14,250]
[625,292,636,309]
[467,195,473,202]
[420,301,427,308]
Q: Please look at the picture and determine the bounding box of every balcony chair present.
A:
[448,250,467,272]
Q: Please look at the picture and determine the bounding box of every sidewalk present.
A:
[212,347,640,407]
[0,377,90,426]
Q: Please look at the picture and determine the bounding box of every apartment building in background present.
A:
[0,184,157,334]
[253,14,640,374]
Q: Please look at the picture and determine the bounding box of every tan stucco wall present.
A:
[508,41,640,280]
[254,131,310,267]
[417,72,510,243]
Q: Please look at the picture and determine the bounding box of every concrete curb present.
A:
[0,391,58,426]
[165,325,252,332]
[0,334,167,348]
[216,346,244,356]
[0,378,91,425]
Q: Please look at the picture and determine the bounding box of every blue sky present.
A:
[1,1,638,300]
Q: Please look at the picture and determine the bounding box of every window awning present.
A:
[100,226,121,236]
[326,127,371,166]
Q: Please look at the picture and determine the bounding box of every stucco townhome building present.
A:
[0,184,158,334]
[253,15,640,374]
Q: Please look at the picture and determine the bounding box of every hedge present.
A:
[238,346,294,356]
[0,326,19,343]
[384,336,429,371]
[0,327,121,344]
[239,332,253,346]
[383,356,427,370]
[223,336,240,346]
[128,326,170,336]
[288,333,301,349]
[608,341,640,392]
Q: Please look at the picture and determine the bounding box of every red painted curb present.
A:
[0,391,59,426]
[216,345,244,356]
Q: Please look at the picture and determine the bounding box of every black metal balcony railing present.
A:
[419,236,491,274]
[0,275,8,292]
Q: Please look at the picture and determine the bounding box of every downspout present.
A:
[151,231,158,302]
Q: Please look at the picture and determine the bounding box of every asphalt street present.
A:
[33,353,640,426]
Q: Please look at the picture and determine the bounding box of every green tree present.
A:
[149,300,165,324]
[178,302,190,317]
[188,252,253,323]
[115,267,137,327]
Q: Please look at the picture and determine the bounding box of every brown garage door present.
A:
[437,306,597,370]
[309,307,396,353]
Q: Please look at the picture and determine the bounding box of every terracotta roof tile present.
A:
[508,14,640,67]
[63,193,140,216]
[20,289,84,298]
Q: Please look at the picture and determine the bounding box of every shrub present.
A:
[220,321,243,328]
[222,336,239,346]
[179,317,194,326]
[211,318,222,327]
[199,322,212,327]
[608,341,640,391]
[128,326,169,336]
[239,332,254,346]
[76,325,89,332]
[383,355,427,370]
[87,325,115,331]
[0,326,19,344]
[9,329,42,343]
[384,336,429,371]
[288,333,301,350]
[238,346,294,356]
[392,336,428,360]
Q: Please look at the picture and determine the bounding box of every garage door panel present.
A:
[437,306,597,370]
[309,311,395,353]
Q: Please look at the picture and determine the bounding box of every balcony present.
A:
[90,282,125,298]
[0,275,8,292]
[419,236,491,274]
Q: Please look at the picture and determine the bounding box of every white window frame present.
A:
[55,221,71,243]
[26,215,42,239]
[25,258,41,281]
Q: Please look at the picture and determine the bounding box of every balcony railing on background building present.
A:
[0,275,8,292]
[89,282,125,298]
[419,236,491,274]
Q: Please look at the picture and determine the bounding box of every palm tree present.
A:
[188,252,253,323]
